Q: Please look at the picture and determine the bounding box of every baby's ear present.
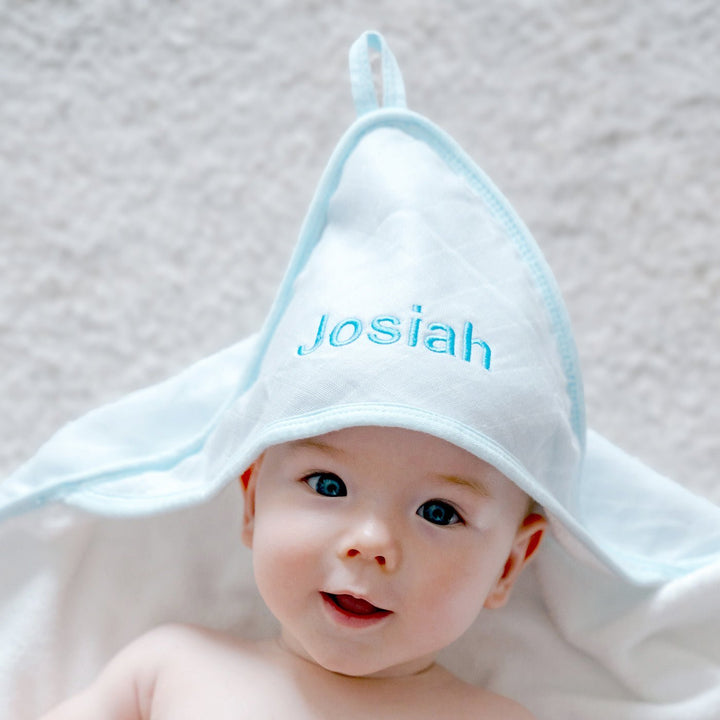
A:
[240,466,254,490]
[484,513,547,609]
[239,463,259,548]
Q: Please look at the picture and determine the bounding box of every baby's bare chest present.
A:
[152,684,439,720]
[150,666,493,720]
[148,638,521,720]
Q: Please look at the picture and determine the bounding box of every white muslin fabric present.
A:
[1,31,719,720]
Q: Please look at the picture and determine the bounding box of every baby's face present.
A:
[241,426,543,678]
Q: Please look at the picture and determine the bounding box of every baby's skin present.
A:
[44,624,535,719]
[42,427,545,719]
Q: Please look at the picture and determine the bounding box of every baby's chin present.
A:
[310,648,437,679]
[277,625,438,679]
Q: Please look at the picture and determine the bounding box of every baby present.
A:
[42,426,545,719]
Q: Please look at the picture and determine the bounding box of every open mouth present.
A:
[321,592,392,622]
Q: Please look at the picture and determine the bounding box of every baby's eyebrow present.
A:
[287,438,348,458]
[435,473,493,498]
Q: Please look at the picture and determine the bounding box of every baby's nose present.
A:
[340,515,400,571]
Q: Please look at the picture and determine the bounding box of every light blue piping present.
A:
[75,402,702,586]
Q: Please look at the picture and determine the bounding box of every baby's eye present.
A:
[304,472,347,497]
[417,500,462,526]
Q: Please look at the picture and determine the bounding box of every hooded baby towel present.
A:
[1,31,719,719]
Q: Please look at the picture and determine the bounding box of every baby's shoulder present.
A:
[136,624,287,716]
[136,622,234,650]
[424,666,536,720]
[459,687,536,720]
[119,623,225,666]
[136,622,265,669]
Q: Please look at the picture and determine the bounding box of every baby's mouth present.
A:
[321,592,392,619]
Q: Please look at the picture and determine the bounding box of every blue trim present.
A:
[14,401,715,586]
[1,108,586,527]
[1,37,585,539]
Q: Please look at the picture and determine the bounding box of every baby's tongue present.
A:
[334,594,379,615]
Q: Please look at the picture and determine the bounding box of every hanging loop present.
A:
[348,31,407,116]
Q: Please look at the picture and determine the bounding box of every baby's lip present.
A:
[321,591,392,617]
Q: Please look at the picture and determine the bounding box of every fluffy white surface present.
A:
[1,3,718,503]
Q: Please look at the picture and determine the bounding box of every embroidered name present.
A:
[297,304,491,370]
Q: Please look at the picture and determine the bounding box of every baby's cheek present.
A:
[252,517,316,589]
[251,540,298,618]
[422,551,498,628]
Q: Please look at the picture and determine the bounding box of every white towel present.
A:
[2,31,719,719]
[1,339,718,718]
